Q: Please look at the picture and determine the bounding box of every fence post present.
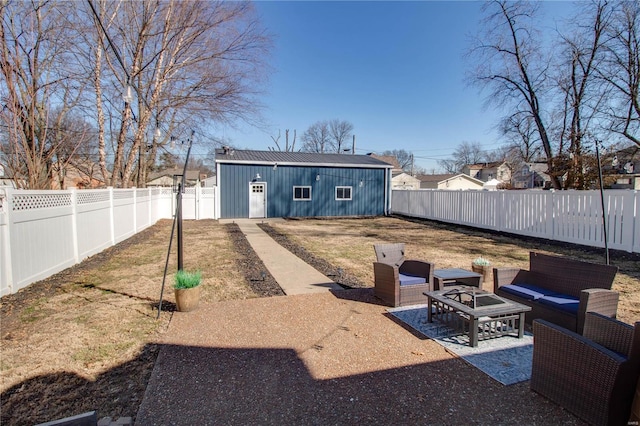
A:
[132,187,137,232]
[1,188,14,296]
[147,188,155,226]
[195,182,201,220]
[109,187,115,246]
[547,190,556,242]
[70,188,79,263]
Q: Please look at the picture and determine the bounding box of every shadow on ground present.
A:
[3,289,587,426]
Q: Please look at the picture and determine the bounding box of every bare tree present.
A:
[471,0,563,189]
[269,129,297,151]
[438,141,486,173]
[84,0,270,187]
[301,121,331,153]
[599,1,639,147]
[382,149,413,171]
[499,112,542,162]
[0,1,87,189]
[329,119,354,153]
[555,1,610,189]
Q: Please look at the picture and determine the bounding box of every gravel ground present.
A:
[226,223,285,297]
[137,289,587,426]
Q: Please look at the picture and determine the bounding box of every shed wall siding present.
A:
[219,164,386,218]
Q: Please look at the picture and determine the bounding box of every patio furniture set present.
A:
[372,243,640,426]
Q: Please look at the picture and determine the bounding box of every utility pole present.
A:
[352,135,356,154]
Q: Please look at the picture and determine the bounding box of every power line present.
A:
[86,0,131,86]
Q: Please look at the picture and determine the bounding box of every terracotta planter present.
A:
[174,286,201,312]
[471,264,491,283]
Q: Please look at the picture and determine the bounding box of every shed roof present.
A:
[215,149,392,168]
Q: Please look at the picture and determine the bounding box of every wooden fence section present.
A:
[391,189,640,254]
[0,187,216,297]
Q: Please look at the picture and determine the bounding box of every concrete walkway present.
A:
[222,218,343,295]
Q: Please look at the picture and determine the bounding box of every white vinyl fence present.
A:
[0,186,216,296]
[2,186,637,297]
[391,189,640,254]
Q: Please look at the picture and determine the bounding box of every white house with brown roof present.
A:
[417,173,484,190]
[462,161,512,184]
[391,171,420,190]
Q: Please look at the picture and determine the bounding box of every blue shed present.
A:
[215,149,393,219]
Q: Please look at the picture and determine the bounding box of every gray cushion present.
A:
[399,273,426,286]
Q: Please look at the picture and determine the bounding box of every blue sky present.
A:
[219,1,574,172]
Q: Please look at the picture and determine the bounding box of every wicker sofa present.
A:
[493,252,619,333]
[531,312,640,426]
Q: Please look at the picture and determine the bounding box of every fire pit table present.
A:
[424,287,531,347]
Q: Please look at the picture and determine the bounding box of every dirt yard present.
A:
[1,216,638,424]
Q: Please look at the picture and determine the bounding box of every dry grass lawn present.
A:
[1,216,638,424]
[268,216,639,324]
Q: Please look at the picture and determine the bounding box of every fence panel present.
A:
[113,189,136,243]
[0,185,223,296]
[6,190,77,293]
[200,187,217,219]
[76,189,112,261]
[136,188,151,231]
[181,188,197,219]
[391,189,638,253]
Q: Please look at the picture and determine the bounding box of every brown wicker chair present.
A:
[373,243,434,307]
[531,312,640,426]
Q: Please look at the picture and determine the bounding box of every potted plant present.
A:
[174,270,202,312]
[471,256,491,283]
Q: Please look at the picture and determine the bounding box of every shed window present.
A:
[335,186,352,200]
[293,186,311,201]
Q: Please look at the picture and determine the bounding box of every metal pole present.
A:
[176,183,183,270]
[176,130,195,271]
[595,140,610,265]
[157,210,178,320]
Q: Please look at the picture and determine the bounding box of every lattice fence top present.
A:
[12,193,72,211]
[201,188,216,195]
[77,191,110,205]
[136,188,149,198]
[113,190,134,200]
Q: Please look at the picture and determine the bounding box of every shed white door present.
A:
[249,183,266,218]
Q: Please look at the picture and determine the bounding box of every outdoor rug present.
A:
[388,304,533,385]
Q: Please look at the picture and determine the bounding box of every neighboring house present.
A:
[147,169,206,187]
[462,161,512,184]
[417,174,455,189]
[605,145,640,189]
[512,162,552,189]
[201,175,217,187]
[418,173,484,190]
[50,159,108,189]
[215,148,393,219]
[369,154,420,189]
[391,171,420,190]
[367,154,402,172]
